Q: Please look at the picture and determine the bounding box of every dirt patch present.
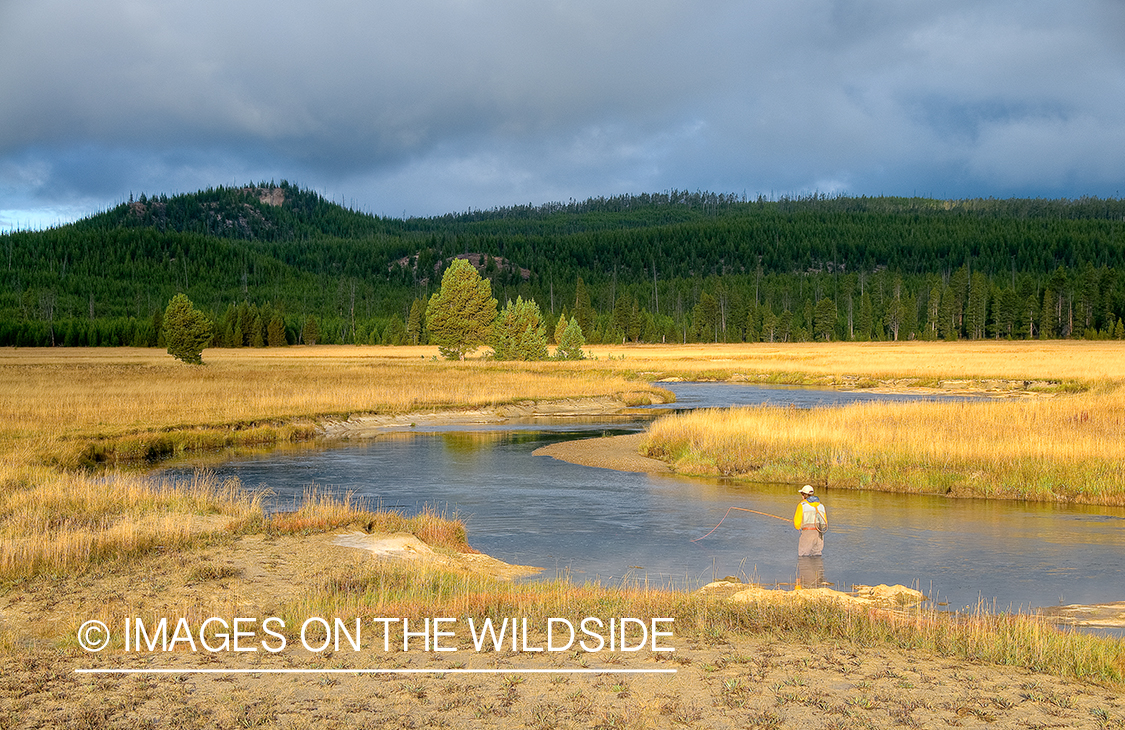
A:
[4,625,1123,729]
[533,432,671,474]
[332,531,541,580]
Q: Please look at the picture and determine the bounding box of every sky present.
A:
[2,0,1125,231]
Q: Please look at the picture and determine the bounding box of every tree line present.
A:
[2,185,1123,348]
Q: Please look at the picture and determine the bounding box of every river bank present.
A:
[318,395,663,441]
[4,524,1124,729]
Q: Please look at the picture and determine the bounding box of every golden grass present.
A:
[643,384,1125,503]
[583,340,1125,385]
[0,346,660,467]
[239,492,472,551]
[0,469,260,581]
[2,341,1124,578]
[3,341,1119,471]
[277,560,1125,686]
[0,468,472,582]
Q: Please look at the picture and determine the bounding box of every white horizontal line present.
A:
[76,668,676,675]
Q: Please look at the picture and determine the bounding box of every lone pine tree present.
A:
[163,293,212,364]
[426,258,498,360]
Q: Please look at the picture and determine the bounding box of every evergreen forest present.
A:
[3,181,1124,348]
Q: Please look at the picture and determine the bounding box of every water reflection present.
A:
[796,557,827,589]
[642,381,983,410]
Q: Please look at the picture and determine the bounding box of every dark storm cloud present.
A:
[2,0,1124,226]
[1,0,707,163]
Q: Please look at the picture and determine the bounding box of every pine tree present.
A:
[267,315,287,346]
[923,285,941,341]
[1039,288,1056,340]
[965,272,989,339]
[949,265,970,335]
[938,285,956,340]
[382,317,406,345]
[611,294,632,343]
[761,307,778,342]
[303,316,320,345]
[692,292,720,342]
[884,277,905,341]
[426,258,498,360]
[573,277,594,337]
[901,294,918,340]
[857,292,873,341]
[553,311,568,345]
[776,310,792,342]
[163,293,212,365]
[491,296,548,360]
[250,313,265,347]
[813,298,836,341]
[555,317,585,360]
[744,302,760,343]
[406,298,427,345]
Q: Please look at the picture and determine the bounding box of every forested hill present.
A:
[74,181,397,240]
[3,184,1124,348]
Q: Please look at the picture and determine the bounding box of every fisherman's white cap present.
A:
[798,485,815,495]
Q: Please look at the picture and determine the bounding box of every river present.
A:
[163,382,1125,616]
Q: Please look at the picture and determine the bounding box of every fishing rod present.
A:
[691,506,789,542]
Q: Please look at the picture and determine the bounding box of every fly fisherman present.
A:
[794,485,828,557]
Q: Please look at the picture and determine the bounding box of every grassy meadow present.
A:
[583,339,1125,386]
[0,345,662,468]
[2,341,1125,706]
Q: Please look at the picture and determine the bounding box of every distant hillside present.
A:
[2,185,1123,347]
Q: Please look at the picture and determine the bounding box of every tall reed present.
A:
[0,469,259,580]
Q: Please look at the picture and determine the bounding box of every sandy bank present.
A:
[9,552,1123,729]
[319,395,650,440]
[697,577,927,608]
[533,432,671,474]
